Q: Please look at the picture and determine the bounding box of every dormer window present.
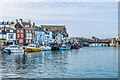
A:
[4,22,7,24]
[10,30,13,32]
[25,25,29,27]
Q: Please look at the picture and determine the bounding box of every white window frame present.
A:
[17,34,19,38]
[26,30,28,33]
[33,30,34,33]
[29,30,31,33]
[21,30,23,33]
[21,34,23,38]
[29,40,31,43]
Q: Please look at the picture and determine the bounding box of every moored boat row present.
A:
[1,43,82,53]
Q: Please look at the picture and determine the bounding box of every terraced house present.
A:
[41,25,69,44]
[0,21,14,45]
[5,27,16,45]
[10,19,35,45]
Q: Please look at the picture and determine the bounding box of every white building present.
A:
[0,21,14,28]
[5,27,16,45]
[0,28,6,45]
[35,27,45,45]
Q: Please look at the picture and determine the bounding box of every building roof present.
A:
[35,26,44,32]
[5,27,15,30]
[41,25,65,28]
[35,26,48,34]
[0,21,14,25]
[14,23,23,28]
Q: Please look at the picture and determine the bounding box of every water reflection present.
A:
[0,47,118,78]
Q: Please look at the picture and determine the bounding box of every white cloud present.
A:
[0,2,117,38]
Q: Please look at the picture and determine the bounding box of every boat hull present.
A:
[5,49,24,53]
[60,48,70,50]
[71,46,80,49]
[25,48,41,52]
[51,47,60,50]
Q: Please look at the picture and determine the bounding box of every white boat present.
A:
[5,45,24,53]
[39,46,51,51]
[60,44,71,50]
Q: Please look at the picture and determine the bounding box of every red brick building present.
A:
[16,28,25,44]
[22,20,35,44]
[11,19,35,45]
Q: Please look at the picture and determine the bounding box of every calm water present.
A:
[0,46,118,78]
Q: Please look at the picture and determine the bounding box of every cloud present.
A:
[0,2,118,38]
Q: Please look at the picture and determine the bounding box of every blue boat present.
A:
[60,44,71,50]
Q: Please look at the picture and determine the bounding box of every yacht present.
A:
[5,45,24,53]
[39,46,51,51]
[60,44,71,50]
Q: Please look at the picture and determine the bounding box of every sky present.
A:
[0,1,118,39]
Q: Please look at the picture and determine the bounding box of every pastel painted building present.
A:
[0,27,6,45]
[35,26,45,45]
[5,27,16,45]
[45,30,53,43]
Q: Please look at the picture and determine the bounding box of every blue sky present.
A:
[0,2,118,38]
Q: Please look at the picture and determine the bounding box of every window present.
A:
[26,30,28,33]
[33,41,34,44]
[33,30,34,33]
[26,40,28,43]
[17,34,19,38]
[19,39,23,43]
[26,33,32,39]
[10,30,13,32]
[33,35,34,38]
[17,30,19,33]
[21,30,23,33]
[29,30,31,33]
[29,40,31,43]
[21,34,23,38]
[8,34,14,39]
[25,25,29,27]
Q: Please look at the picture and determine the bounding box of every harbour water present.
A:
[0,46,118,78]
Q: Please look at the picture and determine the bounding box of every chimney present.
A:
[33,22,35,28]
[28,20,31,23]
[19,19,23,24]
[15,19,18,24]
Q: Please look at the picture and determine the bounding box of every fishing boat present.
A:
[60,44,71,50]
[4,45,24,53]
[71,45,80,49]
[39,46,51,51]
[25,44,41,52]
